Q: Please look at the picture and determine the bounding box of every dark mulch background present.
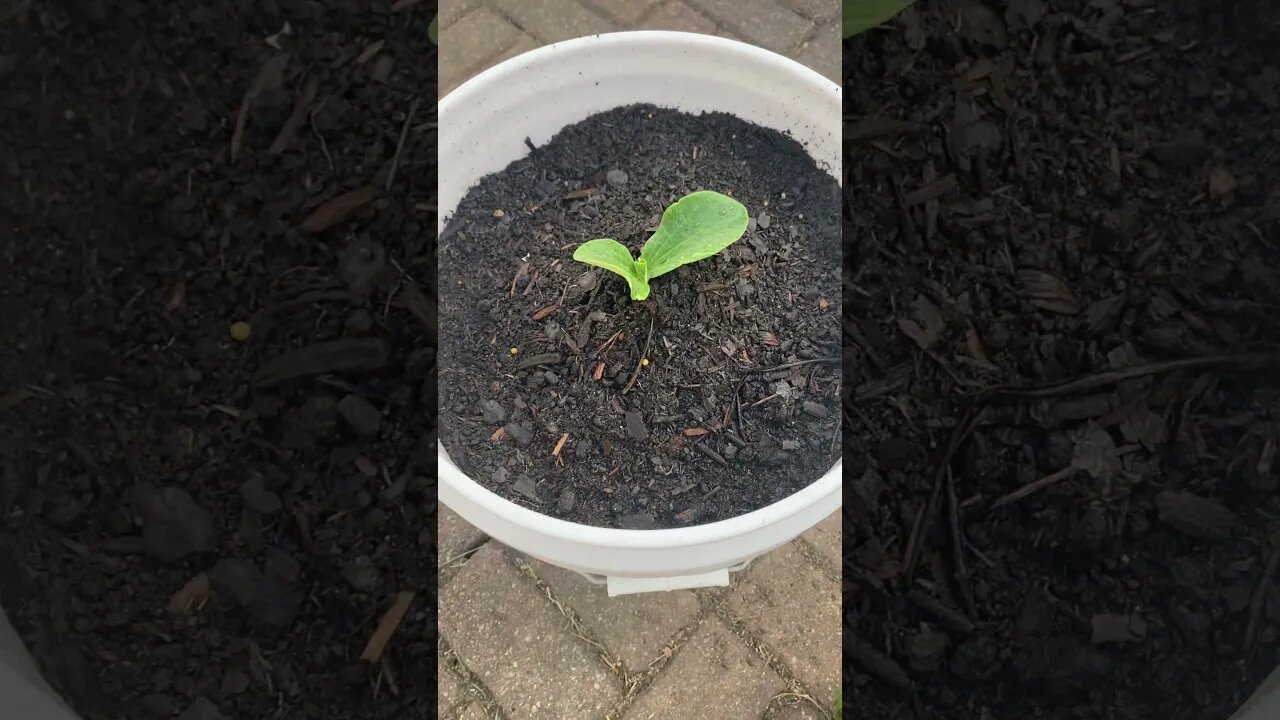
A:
[843,0,1280,718]
[438,105,842,530]
[1,2,437,719]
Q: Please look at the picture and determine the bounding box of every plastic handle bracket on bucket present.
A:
[606,568,731,596]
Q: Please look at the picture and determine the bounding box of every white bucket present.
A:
[436,31,842,595]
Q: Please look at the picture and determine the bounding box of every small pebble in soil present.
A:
[208,558,302,627]
[299,396,338,438]
[337,394,381,437]
[130,485,215,564]
[221,668,250,696]
[479,399,506,423]
[758,212,771,229]
[576,271,597,290]
[619,512,655,530]
[624,411,649,441]
[558,488,576,513]
[176,697,224,720]
[801,401,829,418]
[345,309,373,335]
[606,169,628,187]
[491,467,510,484]
[229,321,252,342]
[240,475,282,515]
[504,422,533,447]
[908,632,950,673]
[343,555,381,592]
[513,474,540,502]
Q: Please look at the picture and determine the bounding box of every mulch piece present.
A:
[0,2,438,718]
[843,1,1280,718]
[437,104,842,530]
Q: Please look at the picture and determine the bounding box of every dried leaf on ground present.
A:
[301,185,381,233]
[168,573,213,616]
[1209,165,1237,198]
[898,295,946,349]
[1018,269,1080,315]
[359,591,415,662]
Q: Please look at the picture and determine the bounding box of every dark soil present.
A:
[438,105,842,530]
[1,2,438,719]
[843,1,1280,718]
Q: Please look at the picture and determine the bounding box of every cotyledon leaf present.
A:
[572,238,650,300]
[639,191,749,279]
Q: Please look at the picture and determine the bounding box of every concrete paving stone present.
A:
[438,7,522,90]
[783,0,841,22]
[792,16,841,84]
[687,0,812,54]
[638,0,717,34]
[490,0,615,44]
[438,505,488,581]
[726,541,841,706]
[440,0,482,29]
[531,559,702,672]
[443,31,540,98]
[440,542,621,718]
[625,616,785,719]
[457,703,492,720]
[439,665,467,712]
[769,698,826,719]
[586,0,664,24]
[799,509,841,571]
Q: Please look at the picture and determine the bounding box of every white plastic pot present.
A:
[437,31,842,596]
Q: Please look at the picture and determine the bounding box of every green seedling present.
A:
[843,0,915,38]
[572,190,748,301]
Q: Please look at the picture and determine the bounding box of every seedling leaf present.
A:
[572,238,650,300]
[639,190,748,279]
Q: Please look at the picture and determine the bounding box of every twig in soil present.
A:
[905,406,985,580]
[743,357,839,375]
[946,467,978,619]
[269,73,319,155]
[385,97,422,192]
[1245,548,1280,650]
[981,353,1280,402]
[848,635,912,691]
[360,591,416,663]
[989,466,1073,510]
[694,443,727,466]
[907,588,975,635]
[622,315,655,394]
[594,329,623,358]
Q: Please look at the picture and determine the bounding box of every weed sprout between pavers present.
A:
[571,190,749,301]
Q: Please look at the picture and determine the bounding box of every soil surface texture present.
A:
[439,105,842,530]
[843,1,1280,718]
[1,3,438,719]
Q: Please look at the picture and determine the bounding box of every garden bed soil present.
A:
[1,3,437,719]
[843,1,1280,718]
[438,105,842,530]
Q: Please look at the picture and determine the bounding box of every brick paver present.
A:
[726,542,842,706]
[682,0,813,55]
[799,510,841,571]
[638,1,717,34]
[438,7,521,94]
[587,0,665,24]
[439,542,622,718]
[626,616,785,719]
[530,559,702,673]
[490,0,613,44]
[794,18,842,87]
[439,505,488,583]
